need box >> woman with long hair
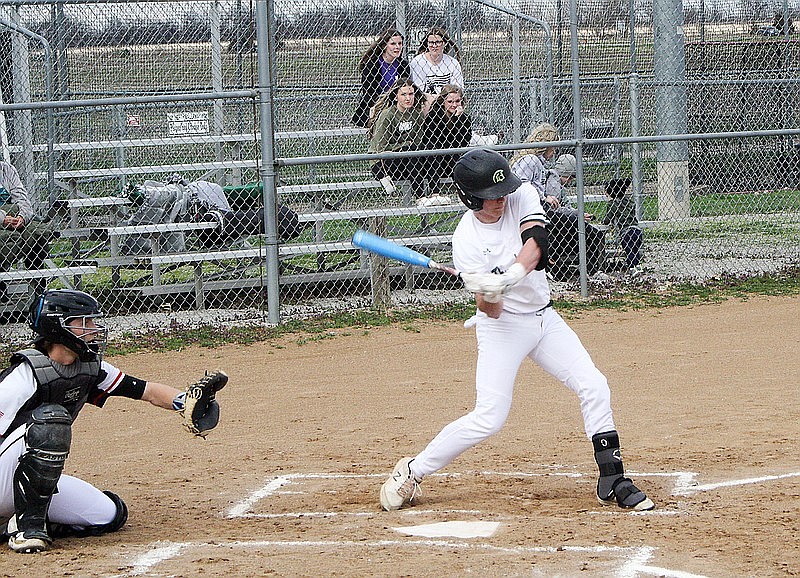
[509,122,560,197]
[422,84,472,200]
[368,77,430,200]
[410,27,464,111]
[351,28,411,128]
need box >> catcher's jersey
[0,357,127,438]
[452,182,551,314]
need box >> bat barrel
[352,229,432,269]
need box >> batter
[380,148,654,512]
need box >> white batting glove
[461,263,527,296]
[481,292,503,303]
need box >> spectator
[0,161,53,302]
[421,84,472,203]
[410,27,464,111]
[544,154,606,278]
[510,122,560,199]
[368,77,431,202]
[351,28,411,128]
[603,177,642,271]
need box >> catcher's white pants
[0,425,118,527]
[412,307,615,478]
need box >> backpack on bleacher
[122,180,188,255]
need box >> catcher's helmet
[28,289,107,361]
[453,148,521,211]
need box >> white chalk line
[121,539,707,578]
[209,467,798,578]
[228,468,800,518]
[673,470,800,496]
[227,469,623,519]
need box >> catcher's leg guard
[9,404,72,553]
[592,430,654,511]
[48,491,128,539]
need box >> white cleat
[380,457,422,511]
[8,532,50,553]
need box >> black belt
[535,300,553,314]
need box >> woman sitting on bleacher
[420,84,472,206]
[0,161,53,302]
[368,77,434,205]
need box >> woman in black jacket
[352,28,411,128]
[422,84,472,198]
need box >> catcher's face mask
[66,315,108,357]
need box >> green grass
[13,266,781,359]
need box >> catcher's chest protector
[3,349,101,437]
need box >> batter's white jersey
[452,182,550,314]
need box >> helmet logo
[492,170,505,183]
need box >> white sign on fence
[167,112,209,136]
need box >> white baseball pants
[0,425,118,527]
[412,307,616,478]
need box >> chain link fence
[1,0,799,342]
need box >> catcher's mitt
[181,370,228,437]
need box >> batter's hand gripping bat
[351,229,460,277]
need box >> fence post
[368,217,391,311]
[512,19,521,142]
[629,73,643,220]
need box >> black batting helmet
[453,148,521,211]
[28,290,107,361]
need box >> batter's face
[395,86,416,112]
[383,35,403,62]
[475,196,506,223]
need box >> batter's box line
[228,468,800,518]
[227,470,586,519]
[116,539,708,578]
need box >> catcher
[0,289,227,553]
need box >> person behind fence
[378,148,655,514]
[368,77,431,201]
[542,154,606,277]
[603,177,643,270]
[509,122,559,194]
[410,27,464,112]
[0,161,54,301]
[351,28,411,128]
[0,289,226,553]
[420,84,472,205]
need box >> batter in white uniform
[380,148,654,512]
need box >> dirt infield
[1,295,798,577]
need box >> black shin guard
[13,404,72,541]
[592,430,624,500]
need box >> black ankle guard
[592,430,620,453]
[593,430,624,477]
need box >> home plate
[393,521,501,538]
